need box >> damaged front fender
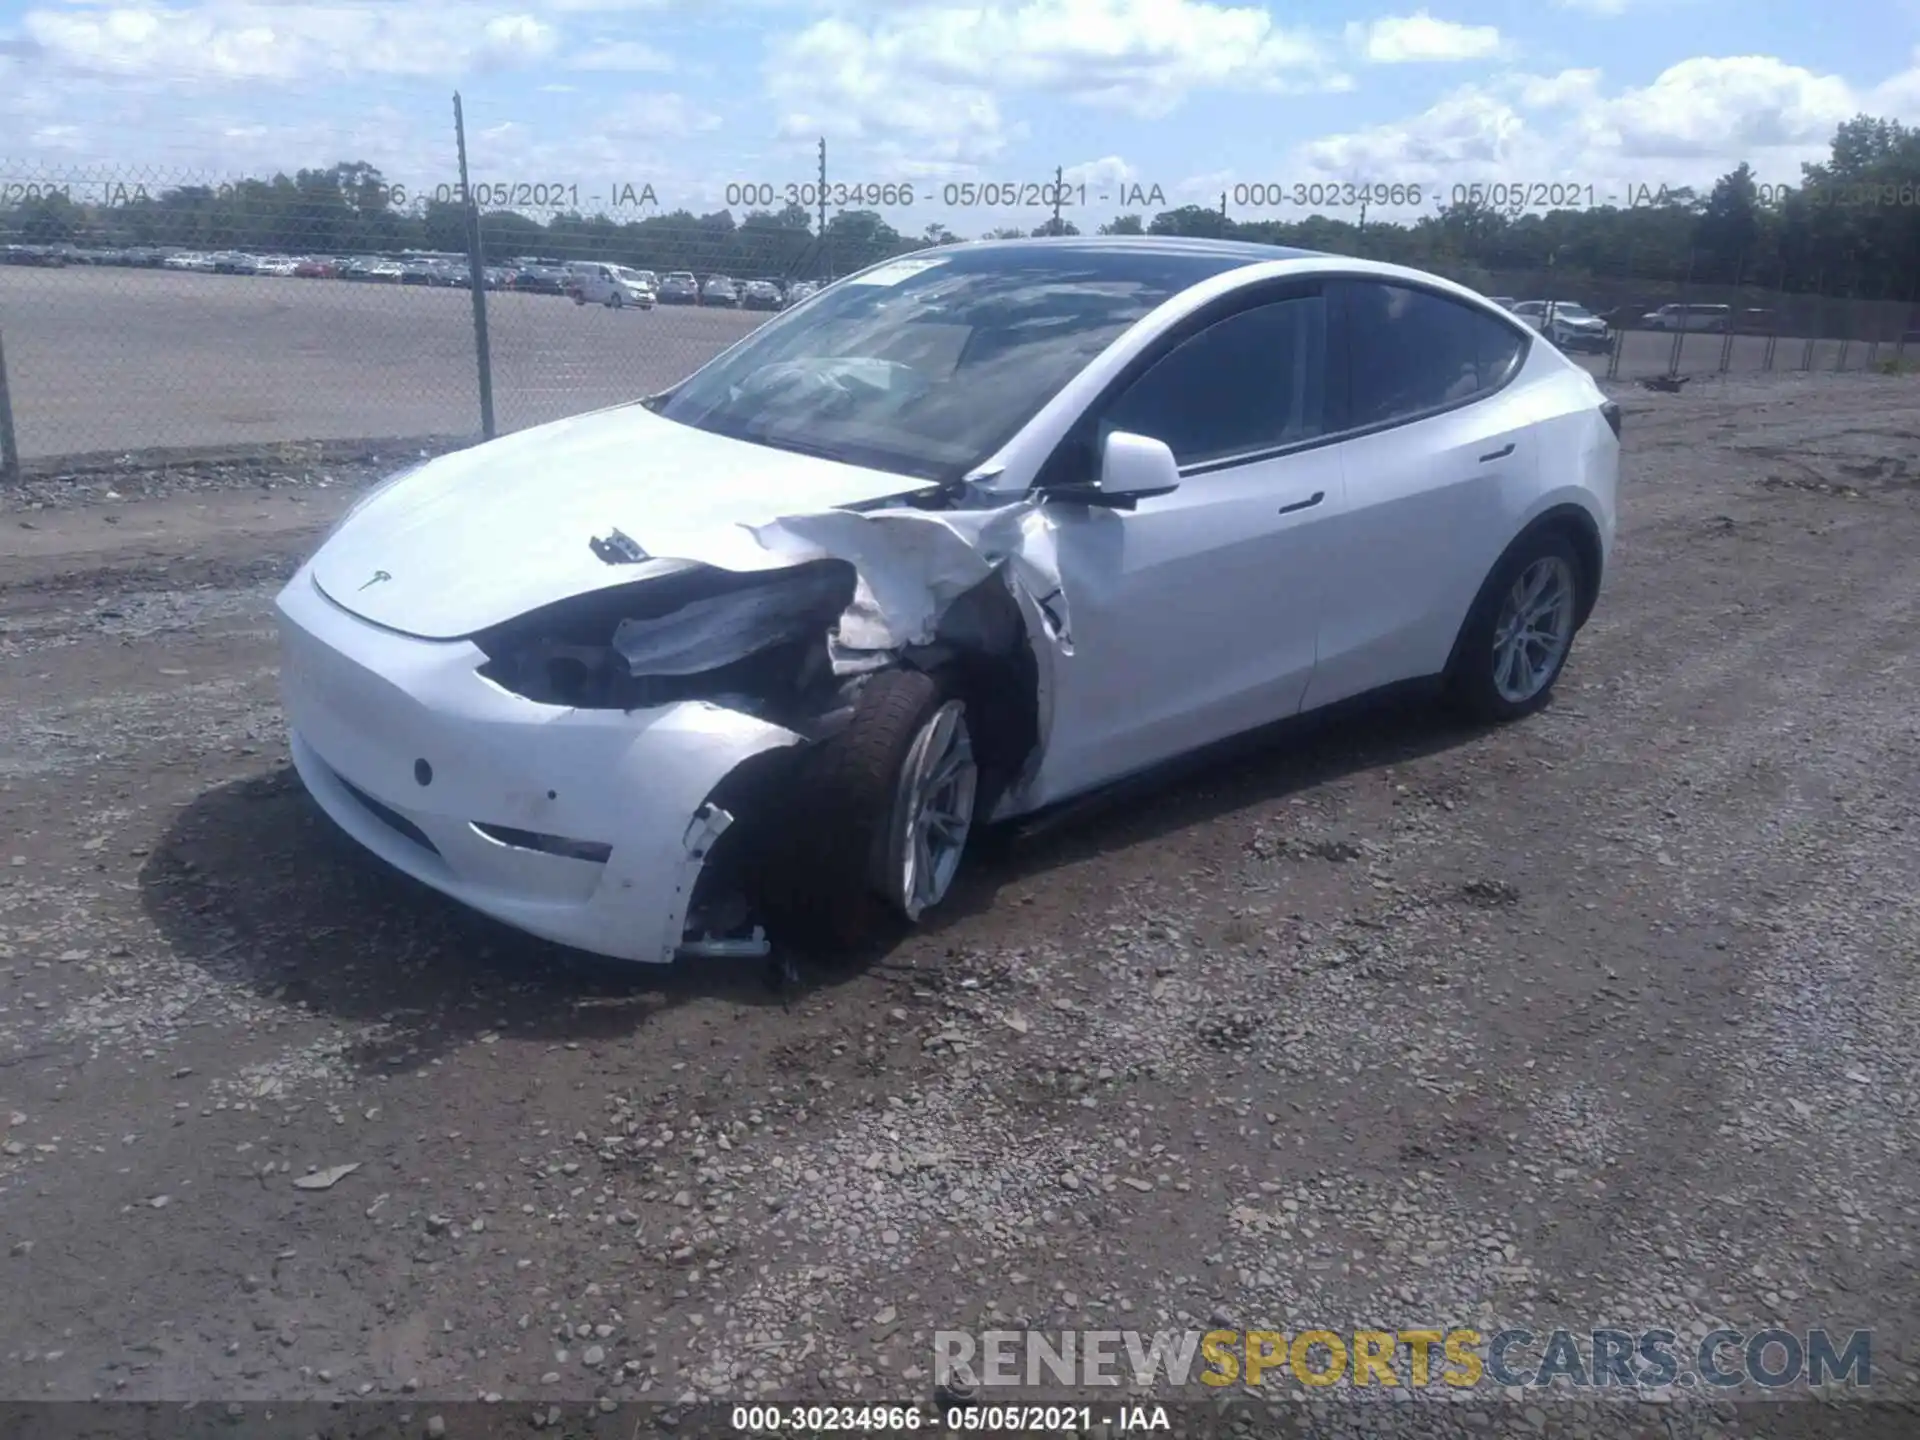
[474,492,1074,958]
[744,495,1072,669]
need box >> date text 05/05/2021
[728,1402,1171,1433]
[721,182,1171,210]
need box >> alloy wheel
[1491,555,1576,704]
[888,701,977,920]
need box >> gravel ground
[0,371,1917,1435]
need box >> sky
[3,0,1920,235]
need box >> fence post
[1761,255,1779,373]
[0,324,19,487]
[1898,275,1918,367]
[1801,267,1822,372]
[1836,264,1856,373]
[1865,276,1881,373]
[1719,248,1742,374]
[454,92,496,441]
[817,136,830,281]
[1667,247,1695,378]
[1606,236,1630,381]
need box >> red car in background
[293,257,339,278]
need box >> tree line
[5,115,1919,299]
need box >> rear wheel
[1447,531,1583,722]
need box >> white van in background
[1640,302,1731,332]
[571,263,656,309]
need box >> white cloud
[568,38,673,70]
[22,2,560,81]
[598,91,722,139]
[1346,11,1504,64]
[1295,85,1531,179]
[1593,56,1857,160]
[1508,67,1603,109]
[1869,48,1920,113]
[1062,154,1139,191]
[765,0,1339,159]
[1287,52,1920,205]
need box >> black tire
[609,292,624,309]
[767,668,965,954]
[1445,529,1585,723]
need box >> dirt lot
[1,372,1918,1431]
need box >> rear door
[1301,279,1536,710]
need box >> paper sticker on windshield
[845,256,947,287]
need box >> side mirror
[1044,431,1181,510]
[1099,430,1181,500]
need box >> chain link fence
[4,146,1918,478]
[0,155,869,471]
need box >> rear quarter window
[1339,281,1529,428]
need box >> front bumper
[274,567,803,962]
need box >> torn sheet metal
[741,497,1071,671]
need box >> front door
[1027,288,1345,807]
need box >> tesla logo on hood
[358,569,392,591]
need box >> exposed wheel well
[904,576,1043,816]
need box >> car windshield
[651,243,1264,482]
[1554,303,1595,318]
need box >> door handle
[1278,491,1325,515]
[1479,442,1516,463]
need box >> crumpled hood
[307,403,925,639]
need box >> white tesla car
[276,237,1619,963]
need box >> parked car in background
[1641,303,1731,332]
[740,279,784,311]
[275,237,1619,962]
[339,256,402,282]
[701,275,739,307]
[573,263,657,309]
[163,251,216,272]
[515,264,572,295]
[1511,299,1612,354]
[293,257,337,278]
[658,272,701,304]
[2,244,69,267]
[782,280,820,306]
